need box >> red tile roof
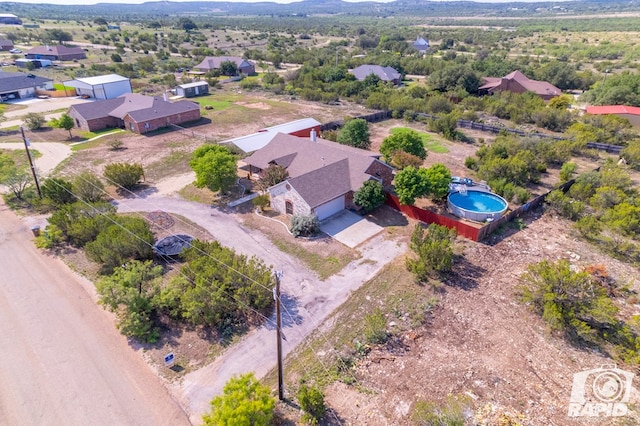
[586,105,640,116]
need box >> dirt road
[0,202,190,426]
[115,196,406,423]
[0,142,71,176]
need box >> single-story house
[413,36,430,53]
[194,56,256,76]
[350,65,402,85]
[15,59,52,69]
[25,45,86,61]
[479,70,561,101]
[63,74,132,99]
[221,118,322,153]
[67,93,201,134]
[244,132,394,220]
[176,81,209,98]
[586,105,640,127]
[0,39,14,51]
[0,71,53,100]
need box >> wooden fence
[35,89,76,98]
[320,110,392,131]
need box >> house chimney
[310,128,317,142]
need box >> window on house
[285,200,293,215]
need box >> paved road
[0,202,191,426]
[116,196,406,423]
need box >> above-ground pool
[448,190,508,222]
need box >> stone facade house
[244,132,394,220]
[67,93,200,134]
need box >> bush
[545,189,584,220]
[364,308,388,344]
[72,171,105,203]
[464,156,478,171]
[41,177,76,206]
[252,194,270,212]
[103,162,144,191]
[107,139,124,151]
[406,224,456,282]
[337,118,370,149]
[560,162,577,182]
[24,112,46,130]
[353,180,386,213]
[411,395,472,426]
[297,384,326,425]
[290,214,319,237]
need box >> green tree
[337,118,370,149]
[111,53,122,63]
[103,162,144,191]
[41,177,76,206]
[297,384,326,425]
[177,17,197,32]
[96,260,162,342]
[203,373,275,426]
[290,214,319,237]
[428,112,459,140]
[220,60,238,77]
[24,112,45,130]
[256,164,288,192]
[353,180,386,213]
[518,260,618,345]
[424,163,452,199]
[43,29,72,44]
[394,166,429,205]
[50,113,75,138]
[406,224,456,282]
[85,216,155,274]
[190,145,237,193]
[559,162,577,182]
[622,139,640,170]
[72,171,105,203]
[380,128,427,164]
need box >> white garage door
[314,196,345,221]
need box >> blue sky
[8,0,564,5]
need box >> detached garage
[63,74,132,100]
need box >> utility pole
[21,126,42,199]
[274,271,284,401]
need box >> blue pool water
[447,190,508,222]
[449,191,507,213]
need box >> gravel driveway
[115,196,406,423]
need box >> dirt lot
[300,209,640,425]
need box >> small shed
[62,74,132,100]
[176,81,209,98]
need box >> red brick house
[244,133,394,220]
[67,93,200,134]
[25,45,86,61]
[479,70,561,101]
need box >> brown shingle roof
[26,45,85,57]
[480,70,561,97]
[245,133,391,206]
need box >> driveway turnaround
[319,210,383,248]
[0,202,190,426]
[115,195,406,423]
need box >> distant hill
[1,0,639,22]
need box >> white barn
[63,74,132,100]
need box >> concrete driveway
[319,210,383,248]
[1,97,93,129]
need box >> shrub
[297,384,326,425]
[391,150,424,170]
[290,214,319,237]
[560,162,577,182]
[353,180,386,213]
[252,194,270,212]
[24,112,46,130]
[72,171,105,203]
[364,308,388,344]
[464,156,478,171]
[411,395,472,426]
[107,139,124,151]
[513,187,531,205]
[337,118,370,149]
[406,224,456,282]
[41,177,76,206]
[545,189,584,220]
[103,162,144,191]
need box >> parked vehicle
[9,48,22,54]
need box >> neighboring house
[586,105,640,127]
[0,14,21,25]
[176,81,209,98]
[67,93,201,134]
[350,65,402,85]
[479,70,561,101]
[221,118,322,153]
[194,56,256,76]
[0,39,14,51]
[0,71,53,100]
[25,45,86,61]
[15,58,52,69]
[62,74,132,99]
[413,36,430,53]
[244,132,394,220]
